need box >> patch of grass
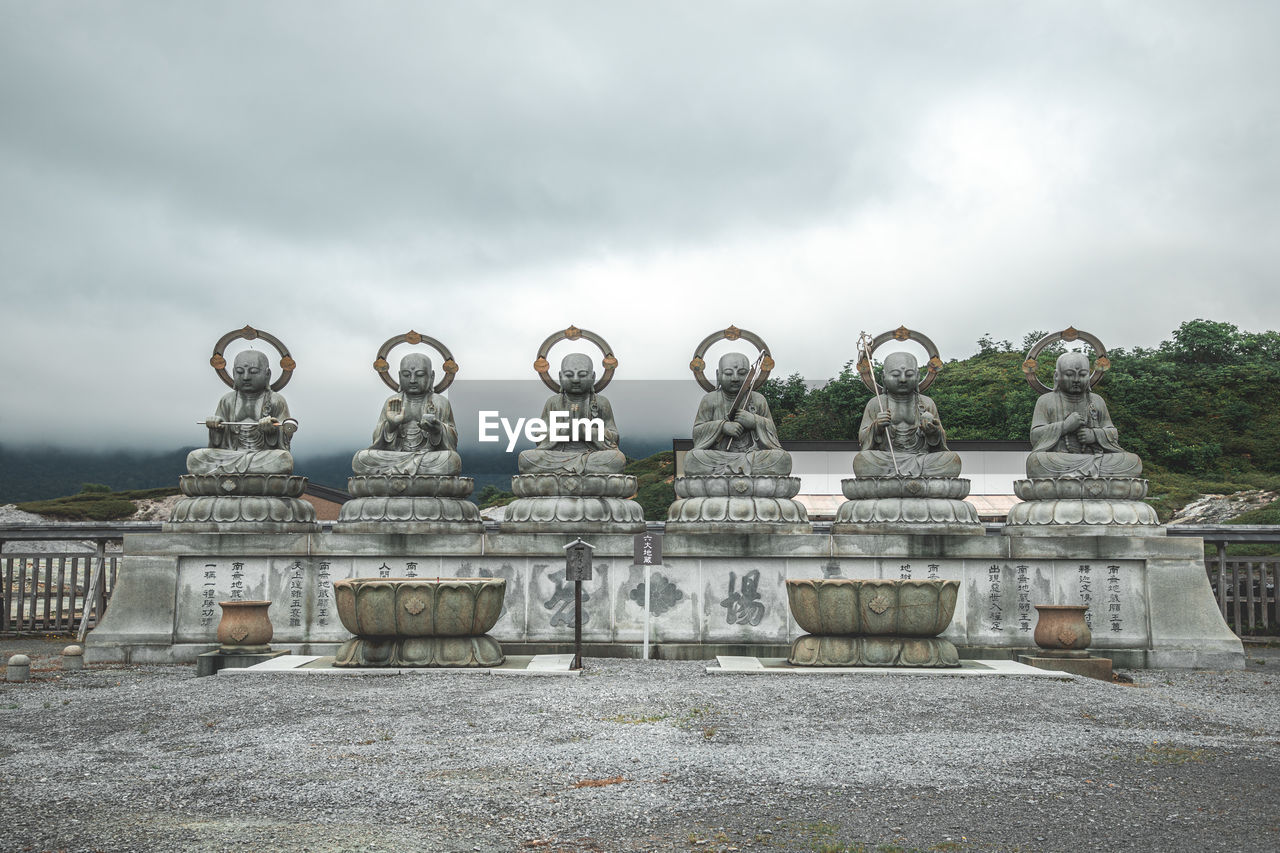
[1136,743,1213,765]
[603,712,669,724]
[16,485,178,520]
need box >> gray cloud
[2,1,1278,453]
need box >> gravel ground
[2,638,1278,853]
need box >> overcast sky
[2,1,1277,453]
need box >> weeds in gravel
[603,712,669,724]
[1134,742,1214,765]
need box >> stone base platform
[666,475,810,533]
[168,474,318,533]
[501,473,645,533]
[87,529,1244,669]
[788,635,959,667]
[196,647,290,677]
[216,653,579,677]
[335,475,483,534]
[708,656,1073,678]
[1018,652,1113,681]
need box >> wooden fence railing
[1205,555,1279,635]
[1,549,120,636]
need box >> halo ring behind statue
[857,326,944,393]
[373,331,458,393]
[211,325,296,392]
[1021,326,1110,394]
[534,325,617,393]
[689,325,775,393]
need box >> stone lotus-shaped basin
[333,577,506,638]
[786,578,959,637]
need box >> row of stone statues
[168,325,1157,536]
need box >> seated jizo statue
[853,352,962,479]
[517,353,626,475]
[352,353,462,476]
[187,350,294,475]
[1027,352,1142,479]
[684,352,791,477]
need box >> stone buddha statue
[853,352,962,479]
[517,353,626,475]
[684,352,791,477]
[1026,352,1142,479]
[187,350,294,475]
[352,353,462,476]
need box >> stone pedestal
[1005,478,1162,535]
[335,474,483,533]
[167,474,318,533]
[1018,651,1113,681]
[666,475,810,534]
[196,648,290,677]
[501,473,645,533]
[832,477,982,535]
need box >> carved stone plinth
[501,474,645,533]
[832,477,981,535]
[335,475,482,533]
[167,474,318,532]
[1006,477,1162,535]
[789,635,960,667]
[335,635,504,667]
[665,475,810,534]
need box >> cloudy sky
[2,1,1277,453]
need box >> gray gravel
[2,639,1278,853]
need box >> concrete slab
[706,657,1075,679]
[216,654,580,677]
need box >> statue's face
[881,353,919,394]
[399,354,433,396]
[560,354,595,395]
[1054,353,1091,395]
[717,353,751,395]
[233,352,270,394]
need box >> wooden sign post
[633,532,663,660]
[563,537,595,670]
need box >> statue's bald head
[560,353,596,395]
[716,352,751,395]
[399,352,433,396]
[233,350,270,394]
[1053,352,1091,396]
[881,351,919,395]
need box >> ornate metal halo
[689,325,775,393]
[210,325,296,392]
[856,326,944,393]
[1021,326,1109,394]
[534,325,618,393]
[373,331,458,393]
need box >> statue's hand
[872,411,892,430]
[920,412,938,434]
[1062,412,1084,433]
[205,417,223,431]
[722,421,745,438]
[258,416,277,432]
[734,411,758,430]
[1076,427,1095,445]
[421,412,441,432]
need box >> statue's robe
[351,393,462,476]
[517,392,626,474]
[1026,391,1143,479]
[853,393,961,478]
[187,390,293,475]
[684,389,792,476]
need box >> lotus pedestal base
[167,474,319,533]
[501,474,646,533]
[1005,478,1163,536]
[666,475,810,534]
[789,635,960,667]
[832,477,981,535]
[334,635,504,668]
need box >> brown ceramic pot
[216,600,274,652]
[1033,604,1092,651]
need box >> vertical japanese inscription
[1077,564,1093,628]
[1106,564,1123,634]
[404,561,419,578]
[987,564,1003,633]
[927,563,940,581]
[288,561,304,628]
[229,561,245,600]
[316,561,332,627]
[200,563,218,628]
[899,563,912,581]
[1015,564,1032,633]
